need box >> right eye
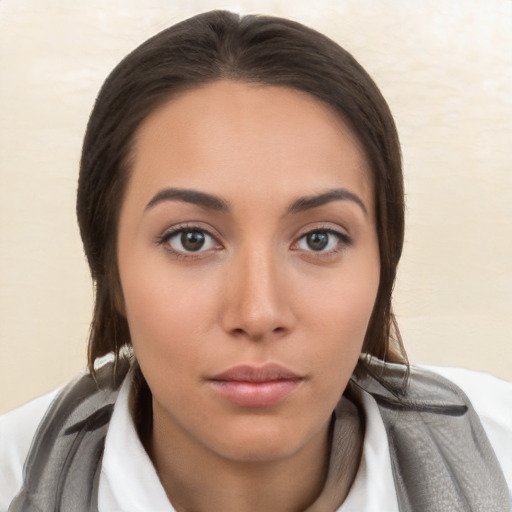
[160,228,219,255]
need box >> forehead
[128,80,373,212]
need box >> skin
[117,81,380,512]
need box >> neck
[142,394,362,512]
[149,414,330,512]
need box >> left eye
[164,229,217,253]
[296,230,345,252]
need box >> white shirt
[1,366,511,511]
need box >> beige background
[1,0,511,414]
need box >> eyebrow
[145,188,229,212]
[287,188,367,216]
[145,186,367,216]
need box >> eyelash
[157,224,221,259]
[293,227,352,254]
[156,225,352,258]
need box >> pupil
[181,231,205,251]
[307,232,328,251]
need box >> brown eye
[181,230,206,251]
[163,228,218,254]
[306,232,329,251]
[295,229,350,253]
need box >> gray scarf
[9,358,511,512]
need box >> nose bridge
[222,241,292,339]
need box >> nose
[220,246,296,341]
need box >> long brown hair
[77,10,406,380]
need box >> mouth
[207,364,305,408]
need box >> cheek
[120,264,221,369]
[301,260,379,338]
[121,272,222,419]
[297,258,379,375]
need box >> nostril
[229,325,287,339]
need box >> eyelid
[291,224,352,253]
[157,223,223,257]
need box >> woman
[1,10,510,512]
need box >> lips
[207,364,304,408]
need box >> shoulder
[422,365,512,431]
[0,388,61,510]
[421,365,512,487]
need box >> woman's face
[117,81,380,462]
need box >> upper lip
[209,364,303,382]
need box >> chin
[206,417,326,464]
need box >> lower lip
[208,379,302,407]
